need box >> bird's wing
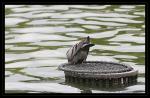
[66,41,83,61]
[71,42,84,58]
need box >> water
[5,5,145,93]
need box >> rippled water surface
[5,5,145,93]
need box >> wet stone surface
[59,61,133,73]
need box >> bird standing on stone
[66,36,95,64]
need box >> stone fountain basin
[58,61,138,79]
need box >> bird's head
[81,36,95,48]
[83,36,90,44]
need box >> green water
[5,5,145,93]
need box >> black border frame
[1,0,149,96]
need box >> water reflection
[5,5,145,93]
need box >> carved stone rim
[58,61,134,74]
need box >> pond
[5,5,145,93]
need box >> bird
[66,36,95,64]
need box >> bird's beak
[82,43,95,48]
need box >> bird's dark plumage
[66,36,94,64]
